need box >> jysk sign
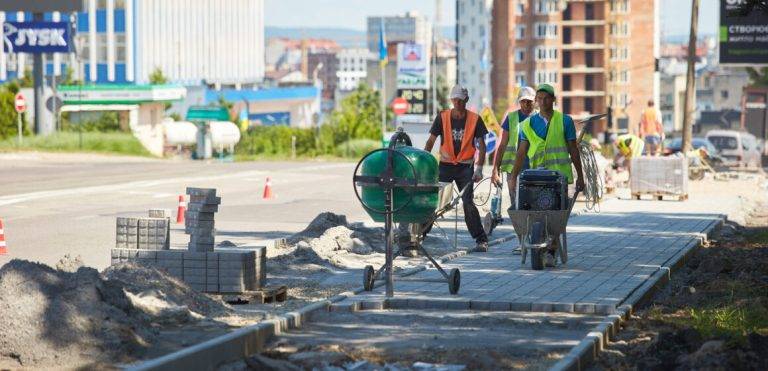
[719,0,768,65]
[3,22,72,53]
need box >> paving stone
[186,187,217,197]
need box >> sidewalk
[333,202,723,315]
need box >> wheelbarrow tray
[507,208,571,238]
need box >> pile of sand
[0,259,231,368]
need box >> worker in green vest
[509,84,585,266]
[492,86,536,204]
[613,133,644,176]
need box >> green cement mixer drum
[360,145,440,223]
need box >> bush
[0,131,152,157]
[61,111,121,132]
[237,126,318,157]
[334,139,380,158]
[0,81,30,141]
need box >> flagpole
[381,57,385,140]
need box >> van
[705,130,762,168]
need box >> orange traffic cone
[176,195,186,224]
[263,177,273,199]
[0,218,6,255]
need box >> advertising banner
[719,0,768,65]
[396,43,430,89]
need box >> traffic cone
[263,177,273,199]
[0,218,6,255]
[176,195,186,224]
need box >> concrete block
[157,259,183,268]
[184,259,206,268]
[510,302,532,311]
[111,249,120,258]
[184,211,215,221]
[220,251,253,261]
[531,303,554,312]
[157,250,183,259]
[596,304,617,315]
[470,300,491,311]
[206,252,220,261]
[190,235,216,244]
[218,261,245,269]
[185,220,215,229]
[219,284,245,293]
[553,302,575,313]
[186,227,215,236]
[188,243,214,252]
[184,276,206,285]
[189,194,221,204]
[205,284,219,292]
[187,203,219,213]
[184,267,206,275]
[219,276,246,285]
[148,209,168,218]
[138,250,157,259]
[183,251,207,260]
[489,302,511,311]
[444,300,470,310]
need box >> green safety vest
[521,110,574,183]
[616,134,644,158]
[499,110,521,173]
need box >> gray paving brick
[186,187,217,197]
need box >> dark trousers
[424,164,488,243]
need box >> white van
[705,130,762,168]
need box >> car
[662,137,724,165]
[705,130,762,168]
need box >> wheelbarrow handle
[568,189,581,216]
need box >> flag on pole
[378,19,387,67]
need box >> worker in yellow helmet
[613,133,644,175]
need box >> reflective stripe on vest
[499,110,521,173]
[439,109,478,165]
[521,111,574,183]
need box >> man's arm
[567,139,585,191]
[473,137,487,182]
[510,140,529,183]
[493,130,509,171]
[424,134,438,152]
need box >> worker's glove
[473,166,483,182]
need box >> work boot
[544,252,556,267]
[474,241,489,252]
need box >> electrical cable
[578,140,604,211]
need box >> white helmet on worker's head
[518,86,536,103]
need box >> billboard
[719,0,768,65]
[0,0,81,12]
[396,43,430,89]
[3,22,72,53]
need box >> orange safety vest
[439,109,478,165]
[640,107,661,136]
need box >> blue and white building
[0,0,265,86]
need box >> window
[610,46,629,61]
[535,46,558,61]
[563,98,571,113]
[586,27,595,43]
[535,0,557,14]
[516,1,525,14]
[610,22,630,37]
[563,75,571,90]
[610,0,630,14]
[619,69,630,84]
[617,93,629,107]
[516,72,526,86]
[515,25,526,40]
[721,90,729,99]
[563,51,571,66]
[537,71,557,84]
[585,74,594,90]
[535,23,557,39]
[515,48,526,63]
[585,97,594,113]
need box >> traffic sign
[391,97,409,115]
[484,130,498,154]
[14,93,26,113]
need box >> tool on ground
[508,169,580,270]
[176,195,186,224]
[0,218,6,255]
[353,128,461,297]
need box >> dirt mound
[288,212,351,244]
[0,259,233,369]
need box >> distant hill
[265,25,457,49]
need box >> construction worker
[491,86,536,204]
[613,133,644,175]
[639,99,664,156]
[509,83,585,266]
[424,85,490,252]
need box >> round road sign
[391,97,409,115]
[14,93,26,113]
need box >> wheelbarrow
[507,190,579,270]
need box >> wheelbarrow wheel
[529,222,546,270]
[363,265,375,291]
[448,268,461,295]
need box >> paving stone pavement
[338,207,723,315]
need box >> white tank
[163,120,198,145]
[209,121,241,147]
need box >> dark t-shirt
[429,111,488,157]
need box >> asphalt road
[0,152,368,270]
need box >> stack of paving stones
[115,216,170,250]
[109,188,266,294]
[185,188,220,252]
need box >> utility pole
[681,0,699,153]
[432,0,441,118]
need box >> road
[0,152,368,270]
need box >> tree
[435,74,450,112]
[148,67,168,85]
[747,67,768,87]
[0,81,29,140]
[319,83,391,152]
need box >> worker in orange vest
[424,85,490,252]
[639,99,664,156]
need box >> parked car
[705,130,762,168]
[662,137,724,165]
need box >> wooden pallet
[223,285,288,305]
[632,192,688,201]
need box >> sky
[265,0,720,37]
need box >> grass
[687,304,768,341]
[0,131,153,157]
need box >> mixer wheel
[448,268,461,295]
[363,265,375,291]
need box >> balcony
[560,90,606,97]
[561,65,605,74]
[561,19,606,27]
[562,42,605,50]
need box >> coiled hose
[578,140,603,211]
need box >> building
[0,0,265,87]
[307,51,339,110]
[336,48,372,92]
[458,0,493,109]
[366,12,432,55]
[488,0,658,136]
[659,60,690,133]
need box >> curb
[548,214,725,371]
